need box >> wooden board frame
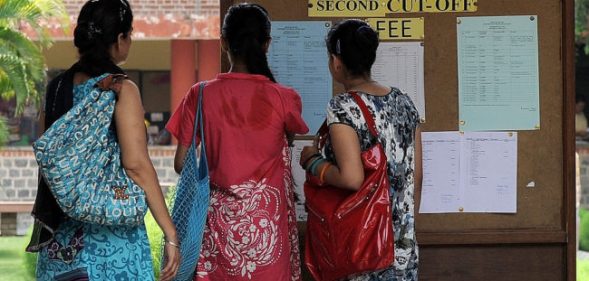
[219,0,576,279]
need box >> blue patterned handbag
[166,82,210,281]
[33,74,148,226]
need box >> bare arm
[114,80,179,280]
[174,144,189,173]
[413,127,423,213]
[300,124,365,191]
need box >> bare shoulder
[117,79,142,102]
[121,79,140,94]
[115,79,143,113]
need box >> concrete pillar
[170,40,197,143]
[197,39,221,81]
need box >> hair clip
[119,0,128,22]
[336,39,341,55]
[88,22,102,39]
[357,25,370,33]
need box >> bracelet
[318,162,331,184]
[308,158,325,175]
[302,153,321,169]
[165,240,180,248]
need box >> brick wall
[0,146,179,202]
[30,0,221,39]
[62,0,219,18]
[0,146,178,235]
[0,148,38,201]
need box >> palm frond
[0,0,69,47]
[0,72,13,100]
[0,53,30,114]
[0,0,41,23]
[0,26,45,77]
[0,0,67,22]
[0,0,67,116]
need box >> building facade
[0,0,222,234]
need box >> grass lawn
[0,236,33,281]
[1,234,589,280]
[580,259,589,281]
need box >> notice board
[219,0,576,280]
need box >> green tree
[577,0,589,49]
[0,116,7,146]
[0,0,68,146]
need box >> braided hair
[222,3,276,82]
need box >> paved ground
[579,250,589,260]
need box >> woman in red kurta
[166,4,308,280]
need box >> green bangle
[309,158,326,176]
[302,153,322,169]
[306,156,322,173]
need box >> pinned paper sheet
[290,140,313,221]
[420,131,517,213]
[372,42,426,120]
[268,21,332,134]
[457,16,540,131]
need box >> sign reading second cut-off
[367,17,424,39]
[308,0,478,17]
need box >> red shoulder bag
[304,92,394,281]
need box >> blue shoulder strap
[192,82,207,172]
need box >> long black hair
[222,3,276,82]
[73,0,133,76]
[326,19,379,77]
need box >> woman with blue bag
[26,0,180,280]
[166,3,309,280]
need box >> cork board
[219,0,572,239]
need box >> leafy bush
[145,210,164,279]
[580,208,589,251]
[146,186,176,279]
[0,117,8,147]
[22,228,37,279]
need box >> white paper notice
[460,132,518,212]
[420,132,461,213]
[372,42,425,120]
[420,131,517,213]
[268,21,332,134]
[291,140,313,221]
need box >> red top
[167,72,308,281]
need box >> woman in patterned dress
[300,19,423,281]
[166,3,308,281]
[27,0,180,280]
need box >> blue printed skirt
[36,219,154,281]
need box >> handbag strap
[349,92,379,140]
[192,82,207,151]
[317,91,379,149]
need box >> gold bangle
[166,240,180,248]
[319,162,331,184]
